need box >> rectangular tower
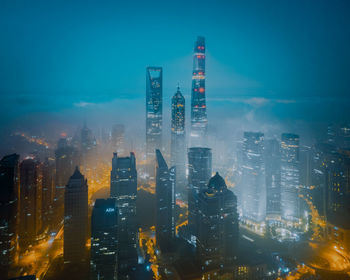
[146,67,163,160]
[91,198,118,280]
[110,152,138,278]
[190,36,207,146]
[156,150,176,252]
[0,154,19,279]
[64,167,88,264]
[280,133,300,224]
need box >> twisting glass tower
[190,36,207,146]
[171,85,186,192]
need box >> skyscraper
[197,172,239,269]
[240,132,266,222]
[91,198,118,280]
[42,157,55,231]
[110,152,138,278]
[146,66,163,160]
[171,85,186,193]
[19,158,42,250]
[280,133,300,224]
[190,36,207,146]
[187,147,212,239]
[0,154,19,279]
[55,138,79,227]
[155,150,176,252]
[64,167,88,264]
[81,124,97,166]
[264,139,281,220]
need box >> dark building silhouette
[80,124,97,166]
[188,147,212,241]
[265,139,281,220]
[191,36,207,146]
[91,198,118,280]
[146,66,163,160]
[155,150,176,252]
[171,85,186,194]
[110,152,138,278]
[55,138,79,227]
[280,133,300,223]
[197,172,239,270]
[19,158,42,250]
[0,154,19,279]
[64,167,88,264]
[240,132,265,222]
[41,157,55,231]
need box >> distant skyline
[1,0,350,130]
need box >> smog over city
[1,1,350,280]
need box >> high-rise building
[0,154,19,279]
[91,198,118,280]
[264,139,281,220]
[240,132,265,222]
[42,157,55,231]
[171,85,186,193]
[187,147,212,240]
[190,36,207,146]
[197,172,239,269]
[19,158,42,250]
[112,124,125,154]
[55,138,79,227]
[280,133,300,223]
[110,152,138,278]
[325,150,350,252]
[146,66,163,160]
[155,150,176,252]
[81,124,97,166]
[64,167,88,264]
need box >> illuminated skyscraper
[146,66,163,160]
[171,85,186,192]
[264,139,281,219]
[188,147,212,239]
[280,133,300,223]
[156,150,176,252]
[64,167,88,264]
[0,154,19,279]
[191,36,207,146]
[91,198,118,280]
[19,158,42,250]
[197,172,238,269]
[240,132,265,222]
[110,152,138,278]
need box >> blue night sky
[1,0,350,132]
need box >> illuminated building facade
[264,139,281,219]
[146,66,163,160]
[171,85,186,193]
[191,36,207,146]
[64,167,88,264]
[91,198,118,280]
[280,133,300,223]
[110,152,138,278]
[241,132,266,222]
[197,172,238,269]
[188,147,212,239]
[19,158,42,250]
[156,150,176,252]
[0,154,19,279]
